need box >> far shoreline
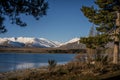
[0,47,86,54]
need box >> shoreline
[0,62,67,79]
[1,61,120,80]
[0,62,68,73]
[0,47,86,54]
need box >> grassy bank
[1,62,120,80]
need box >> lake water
[0,53,76,72]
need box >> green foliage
[95,0,120,11]
[0,0,48,33]
[80,34,112,49]
[81,0,120,64]
[89,26,96,37]
[81,0,120,33]
[81,6,96,22]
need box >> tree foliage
[80,34,112,49]
[81,0,120,47]
[81,0,120,64]
[0,0,48,33]
[81,0,120,33]
[89,26,96,37]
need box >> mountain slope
[0,37,60,48]
[59,41,86,49]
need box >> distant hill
[59,41,86,49]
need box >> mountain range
[0,37,84,48]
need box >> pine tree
[81,0,120,64]
[89,25,99,37]
[89,26,95,37]
[0,0,48,33]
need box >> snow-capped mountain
[0,37,81,48]
[59,38,85,49]
[8,41,25,47]
[65,38,80,44]
[0,37,61,48]
[61,38,80,46]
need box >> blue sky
[0,0,95,42]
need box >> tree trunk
[87,48,95,62]
[113,12,120,64]
[87,48,92,62]
[113,36,119,64]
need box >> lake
[0,53,76,72]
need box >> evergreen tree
[89,26,95,37]
[0,0,48,33]
[89,25,98,37]
[81,0,120,64]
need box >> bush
[48,59,57,71]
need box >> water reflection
[16,63,35,69]
[14,62,67,70]
[0,53,75,72]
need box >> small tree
[48,59,57,72]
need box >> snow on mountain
[0,37,61,48]
[39,38,59,47]
[0,38,8,44]
[52,41,62,47]
[61,38,80,46]
[66,38,80,44]
[8,41,25,47]
[0,37,80,48]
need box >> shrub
[48,59,57,71]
